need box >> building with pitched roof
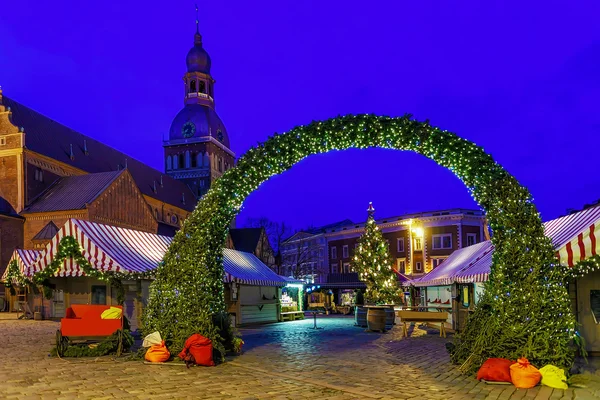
[0,21,234,277]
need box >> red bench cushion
[61,304,123,337]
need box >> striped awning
[28,219,285,286]
[1,249,41,281]
[412,206,600,287]
[29,219,171,277]
[544,206,600,267]
[222,248,287,286]
[411,241,493,287]
[455,246,494,283]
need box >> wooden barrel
[367,307,387,332]
[354,306,367,327]
[385,307,395,329]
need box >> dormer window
[190,80,196,93]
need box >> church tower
[163,15,235,198]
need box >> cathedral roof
[2,96,196,212]
[186,33,211,73]
[23,171,123,213]
[168,103,230,148]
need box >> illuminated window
[415,262,422,272]
[414,238,423,251]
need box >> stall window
[591,290,600,323]
[91,285,107,305]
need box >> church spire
[194,3,202,45]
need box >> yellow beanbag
[539,365,568,390]
[100,306,122,319]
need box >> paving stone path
[0,316,598,399]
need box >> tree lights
[138,113,575,369]
[352,202,401,305]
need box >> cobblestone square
[0,316,598,399]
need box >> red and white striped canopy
[412,206,600,286]
[1,249,41,281]
[29,219,171,277]
[544,206,600,267]
[27,219,286,286]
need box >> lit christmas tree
[352,202,401,304]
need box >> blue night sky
[1,1,598,230]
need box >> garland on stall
[143,114,577,371]
[569,254,600,278]
[4,236,153,306]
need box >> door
[456,284,474,332]
[577,271,600,352]
[52,290,65,318]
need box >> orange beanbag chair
[145,340,170,363]
[476,358,514,383]
[178,334,215,367]
[510,358,542,389]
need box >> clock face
[217,130,224,142]
[182,121,196,138]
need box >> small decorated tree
[352,202,401,304]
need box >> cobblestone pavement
[1,315,599,399]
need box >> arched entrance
[143,114,576,371]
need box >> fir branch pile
[142,114,576,370]
[352,203,401,304]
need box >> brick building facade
[326,208,489,279]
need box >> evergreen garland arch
[143,114,576,370]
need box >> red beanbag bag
[510,358,541,389]
[145,340,170,363]
[178,334,215,367]
[476,358,514,383]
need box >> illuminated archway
[143,114,575,371]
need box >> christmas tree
[352,202,401,304]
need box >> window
[331,246,337,259]
[397,258,406,273]
[91,285,107,305]
[191,152,197,168]
[0,137,6,145]
[342,245,349,258]
[414,237,423,251]
[432,258,445,269]
[166,155,172,170]
[397,238,405,252]
[185,151,191,168]
[331,264,339,274]
[343,263,351,273]
[467,233,477,247]
[179,154,185,169]
[34,168,43,182]
[432,234,452,249]
[197,153,203,167]
[204,153,210,167]
[218,157,223,172]
[415,262,422,272]
[190,80,196,92]
[199,81,206,93]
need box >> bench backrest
[396,310,448,322]
[308,302,325,308]
[66,304,123,320]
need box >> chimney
[69,144,75,160]
[83,140,89,155]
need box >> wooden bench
[280,311,305,321]
[396,310,448,338]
